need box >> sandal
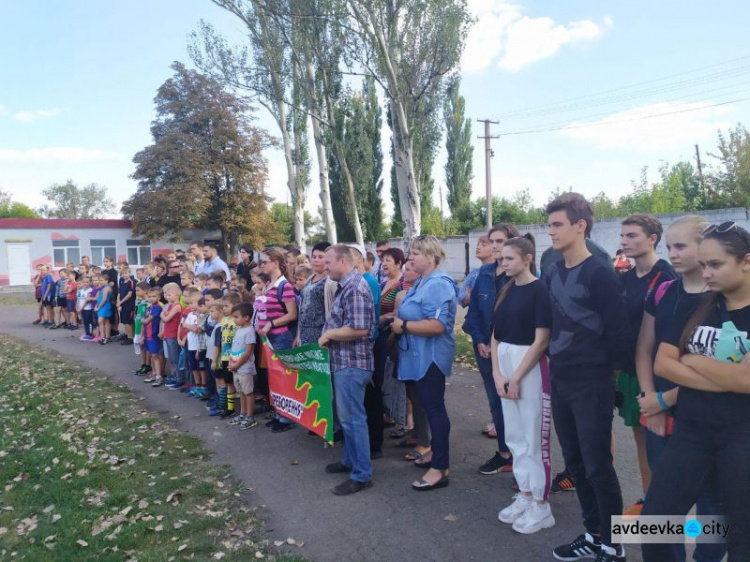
[404,449,430,462]
[412,472,449,492]
[389,428,406,439]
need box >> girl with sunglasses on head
[643,221,750,561]
[636,215,725,562]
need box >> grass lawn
[454,331,477,369]
[0,335,304,562]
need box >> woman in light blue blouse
[392,235,458,491]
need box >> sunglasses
[703,221,738,235]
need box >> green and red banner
[262,338,334,443]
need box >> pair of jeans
[645,428,726,562]
[333,367,373,483]
[642,418,750,561]
[551,372,623,547]
[81,309,94,336]
[365,337,386,453]
[164,338,180,376]
[475,343,510,454]
[177,347,189,385]
[268,330,295,424]
[415,363,451,471]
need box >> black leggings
[642,417,750,561]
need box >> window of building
[126,239,151,266]
[90,239,117,266]
[52,240,81,268]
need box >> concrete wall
[365,208,750,281]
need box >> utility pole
[478,119,500,229]
[695,144,705,190]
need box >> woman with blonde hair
[392,235,458,491]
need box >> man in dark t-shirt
[158,261,183,303]
[544,193,631,562]
[617,214,677,515]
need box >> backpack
[653,279,676,307]
[275,279,299,331]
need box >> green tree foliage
[268,202,320,245]
[345,0,472,239]
[704,124,750,208]
[38,181,114,219]
[0,191,39,218]
[122,62,274,255]
[328,78,385,242]
[443,74,473,217]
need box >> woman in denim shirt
[392,235,458,491]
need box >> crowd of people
[28,192,750,561]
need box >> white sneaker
[512,501,555,534]
[498,493,532,524]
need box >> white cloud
[462,1,611,73]
[0,105,7,116]
[559,101,733,150]
[12,108,60,122]
[0,147,122,163]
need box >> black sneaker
[551,470,576,494]
[479,452,513,474]
[553,533,601,560]
[219,410,236,420]
[272,422,296,433]
[594,545,625,562]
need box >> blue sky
[1,0,749,221]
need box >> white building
[0,218,217,286]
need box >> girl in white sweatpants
[491,235,554,535]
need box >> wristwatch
[270,320,276,328]
[402,320,409,333]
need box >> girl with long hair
[491,235,555,534]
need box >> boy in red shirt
[65,273,78,329]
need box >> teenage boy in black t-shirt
[618,214,676,516]
[544,193,632,562]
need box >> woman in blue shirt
[392,235,458,491]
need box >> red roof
[0,218,133,229]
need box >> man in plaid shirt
[319,244,375,496]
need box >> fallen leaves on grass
[0,336,271,561]
[15,515,38,536]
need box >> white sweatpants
[498,342,552,501]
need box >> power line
[497,96,750,137]
[497,66,750,123]
[498,81,750,135]
[490,54,750,121]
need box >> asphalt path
[1,305,646,562]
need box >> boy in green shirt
[134,282,152,376]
